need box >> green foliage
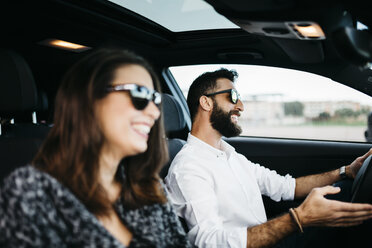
[284,101,304,116]
[335,108,356,118]
[318,112,331,120]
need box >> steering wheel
[351,155,372,203]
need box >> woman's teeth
[133,124,150,135]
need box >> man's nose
[236,99,244,112]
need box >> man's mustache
[229,110,241,117]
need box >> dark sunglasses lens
[130,86,150,110]
[129,86,161,110]
[231,90,238,104]
[131,96,149,110]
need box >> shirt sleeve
[244,156,296,201]
[165,159,247,248]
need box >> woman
[0,49,190,247]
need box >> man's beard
[210,100,242,137]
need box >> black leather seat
[160,93,190,233]
[0,49,50,182]
[160,93,187,179]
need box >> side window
[169,64,372,143]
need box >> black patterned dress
[0,166,191,248]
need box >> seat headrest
[37,90,49,112]
[162,94,187,133]
[0,49,38,117]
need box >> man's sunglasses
[205,88,241,104]
[106,83,161,110]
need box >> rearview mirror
[332,27,372,67]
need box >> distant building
[241,99,369,125]
[241,100,284,125]
[303,101,362,118]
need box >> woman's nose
[144,100,161,121]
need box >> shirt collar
[187,133,235,157]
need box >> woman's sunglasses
[106,84,161,110]
[205,88,241,104]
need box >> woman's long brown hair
[33,49,168,215]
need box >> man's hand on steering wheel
[348,148,372,179]
[296,186,372,228]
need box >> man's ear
[199,95,213,112]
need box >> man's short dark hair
[187,68,238,123]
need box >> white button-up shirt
[165,134,295,248]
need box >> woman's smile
[131,121,152,139]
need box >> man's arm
[295,148,372,198]
[245,186,372,248]
[246,212,297,248]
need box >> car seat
[160,93,187,179]
[0,49,50,182]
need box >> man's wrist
[339,165,353,179]
[345,165,354,179]
[289,208,304,233]
[339,165,347,180]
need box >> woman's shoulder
[0,166,59,234]
[0,165,64,205]
[4,164,44,177]
[0,165,84,233]
[2,165,52,189]
[0,167,93,246]
[116,198,191,247]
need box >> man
[165,68,372,248]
